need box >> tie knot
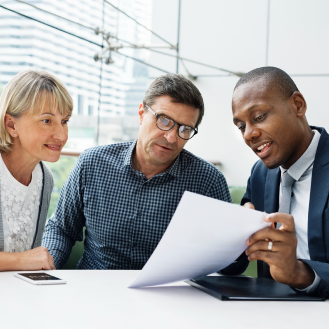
[281,171,295,187]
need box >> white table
[0,270,327,329]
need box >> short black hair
[234,66,299,100]
[143,73,204,128]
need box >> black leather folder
[186,276,325,301]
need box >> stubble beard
[147,139,178,166]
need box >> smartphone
[14,272,67,285]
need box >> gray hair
[143,74,204,127]
[0,70,73,152]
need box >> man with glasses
[42,74,231,270]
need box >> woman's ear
[4,114,18,137]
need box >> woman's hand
[0,247,56,271]
[16,247,56,270]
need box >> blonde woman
[0,70,73,271]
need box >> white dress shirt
[279,130,321,292]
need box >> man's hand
[15,247,56,271]
[244,208,314,289]
[243,202,255,210]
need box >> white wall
[149,0,329,186]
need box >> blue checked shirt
[42,141,232,269]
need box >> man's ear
[291,91,307,117]
[138,103,145,125]
[4,114,18,137]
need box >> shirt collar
[123,140,137,168]
[280,130,321,181]
[123,139,181,178]
[164,152,181,178]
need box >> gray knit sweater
[0,162,54,251]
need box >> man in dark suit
[225,66,329,298]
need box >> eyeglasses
[145,105,198,140]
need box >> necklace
[5,153,16,179]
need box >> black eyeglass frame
[145,104,198,140]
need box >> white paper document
[129,191,270,288]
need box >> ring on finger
[268,241,273,251]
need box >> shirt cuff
[295,268,321,294]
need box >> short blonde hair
[0,70,73,152]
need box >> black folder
[186,276,325,301]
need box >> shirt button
[133,243,137,247]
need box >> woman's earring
[13,134,16,136]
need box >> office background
[149,0,329,186]
[1,0,328,189]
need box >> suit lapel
[308,128,329,262]
[264,168,280,214]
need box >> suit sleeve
[292,259,329,298]
[241,175,252,205]
[241,162,258,206]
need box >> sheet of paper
[129,191,270,288]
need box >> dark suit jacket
[222,126,329,298]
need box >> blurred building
[0,0,152,149]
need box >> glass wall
[0,0,153,218]
[0,0,152,149]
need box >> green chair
[229,186,257,278]
[229,186,246,205]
